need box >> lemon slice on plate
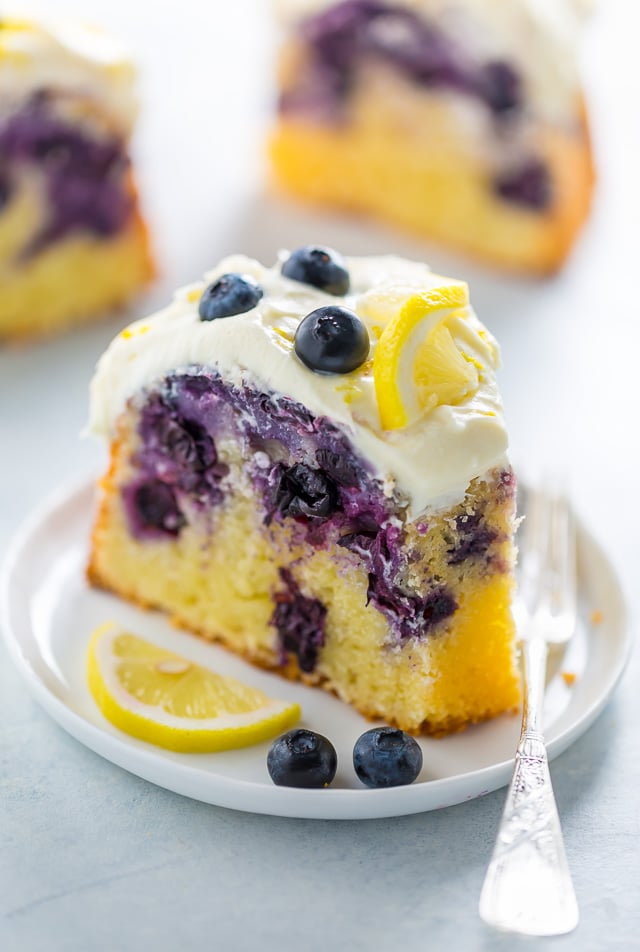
[87,624,301,753]
[372,281,479,430]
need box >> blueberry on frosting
[295,304,369,374]
[198,273,263,321]
[282,244,350,295]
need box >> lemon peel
[372,282,480,430]
[87,624,301,752]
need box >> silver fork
[479,484,579,936]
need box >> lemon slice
[373,282,479,430]
[87,624,301,753]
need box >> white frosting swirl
[89,253,509,518]
[0,18,137,133]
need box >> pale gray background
[1,1,638,950]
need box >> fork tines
[517,483,577,646]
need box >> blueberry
[271,568,327,674]
[295,305,369,374]
[493,159,552,210]
[0,172,11,212]
[447,511,497,565]
[481,61,521,116]
[282,245,350,295]
[131,479,186,536]
[273,462,339,520]
[267,729,337,788]
[353,727,423,788]
[198,273,263,321]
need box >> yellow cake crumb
[270,81,594,274]
[0,211,153,341]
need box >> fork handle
[478,639,579,936]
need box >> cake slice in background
[88,245,520,736]
[0,18,153,341]
[270,0,595,274]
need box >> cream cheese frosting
[0,18,137,133]
[89,253,509,518]
[274,0,590,124]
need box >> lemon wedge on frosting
[372,281,479,430]
[87,624,301,753]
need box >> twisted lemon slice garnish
[88,624,301,753]
[372,281,479,430]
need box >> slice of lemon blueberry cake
[0,17,153,340]
[270,0,594,274]
[88,245,520,735]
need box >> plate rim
[1,476,632,820]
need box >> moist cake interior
[89,368,520,735]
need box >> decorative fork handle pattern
[479,732,579,936]
[479,636,579,936]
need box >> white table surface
[1,1,639,949]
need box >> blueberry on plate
[282,245,350,296]
[353,726,423,788]
[295,305,369,374]
[198,272,263,321]
[267,729,337,788]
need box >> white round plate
[1,478,631,820]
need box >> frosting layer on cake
[0,19,136,132]
[89,253,508,517]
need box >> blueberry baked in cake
[88,245,520,736]
[0,18,153,340]
[270,0,594,274]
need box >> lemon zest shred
[121,324,150,340]
[273,326,295,342]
